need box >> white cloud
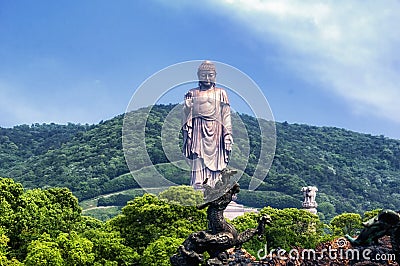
[212,0,400,123]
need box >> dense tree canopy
[0,177,394,265]
[158,185,203,206]
[110,193,207,252]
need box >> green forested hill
[1,104,400,219]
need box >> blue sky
[1,0,400,139]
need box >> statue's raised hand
[184,91,193,108]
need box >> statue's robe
[182,87,232,188]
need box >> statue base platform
[223,201,258,220]
[303,207,318,214]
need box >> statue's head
[197,60,216,88]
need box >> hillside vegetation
[0,178,385,265]
[1,104,400,220]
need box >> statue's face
[198,70,216,88]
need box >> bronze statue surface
[182,61,233,189]
[346,209,400,264]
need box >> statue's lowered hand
[224,135,233,151]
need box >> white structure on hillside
[301,186,318,214]
[223,201,258,220]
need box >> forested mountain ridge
[1,104,400,219]
[0,123,92,166]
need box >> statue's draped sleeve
[182,89,194,159]
[220,89,233,163]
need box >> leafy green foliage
[110,194,207,253]
[0,178,24,209]
[231,207,326,257]
[317,202,336,222]
[13,188,82,255]
[56,231,95,266]
[158,185,203,206]
[0,123,90,167]
[23,233,64,266]
[141,236,184,266]
[237,190,301,209]
[3,177,393,265]
[363,209,382,222]
[0,119,127,200]
[82,207,122,222]
[97,194,134,207]
[0,178,24,235]
[0,178,141,265]
[260,207,324,251]
[329,213,363,236]
[0,227,21,265]
[81,228,139,265]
